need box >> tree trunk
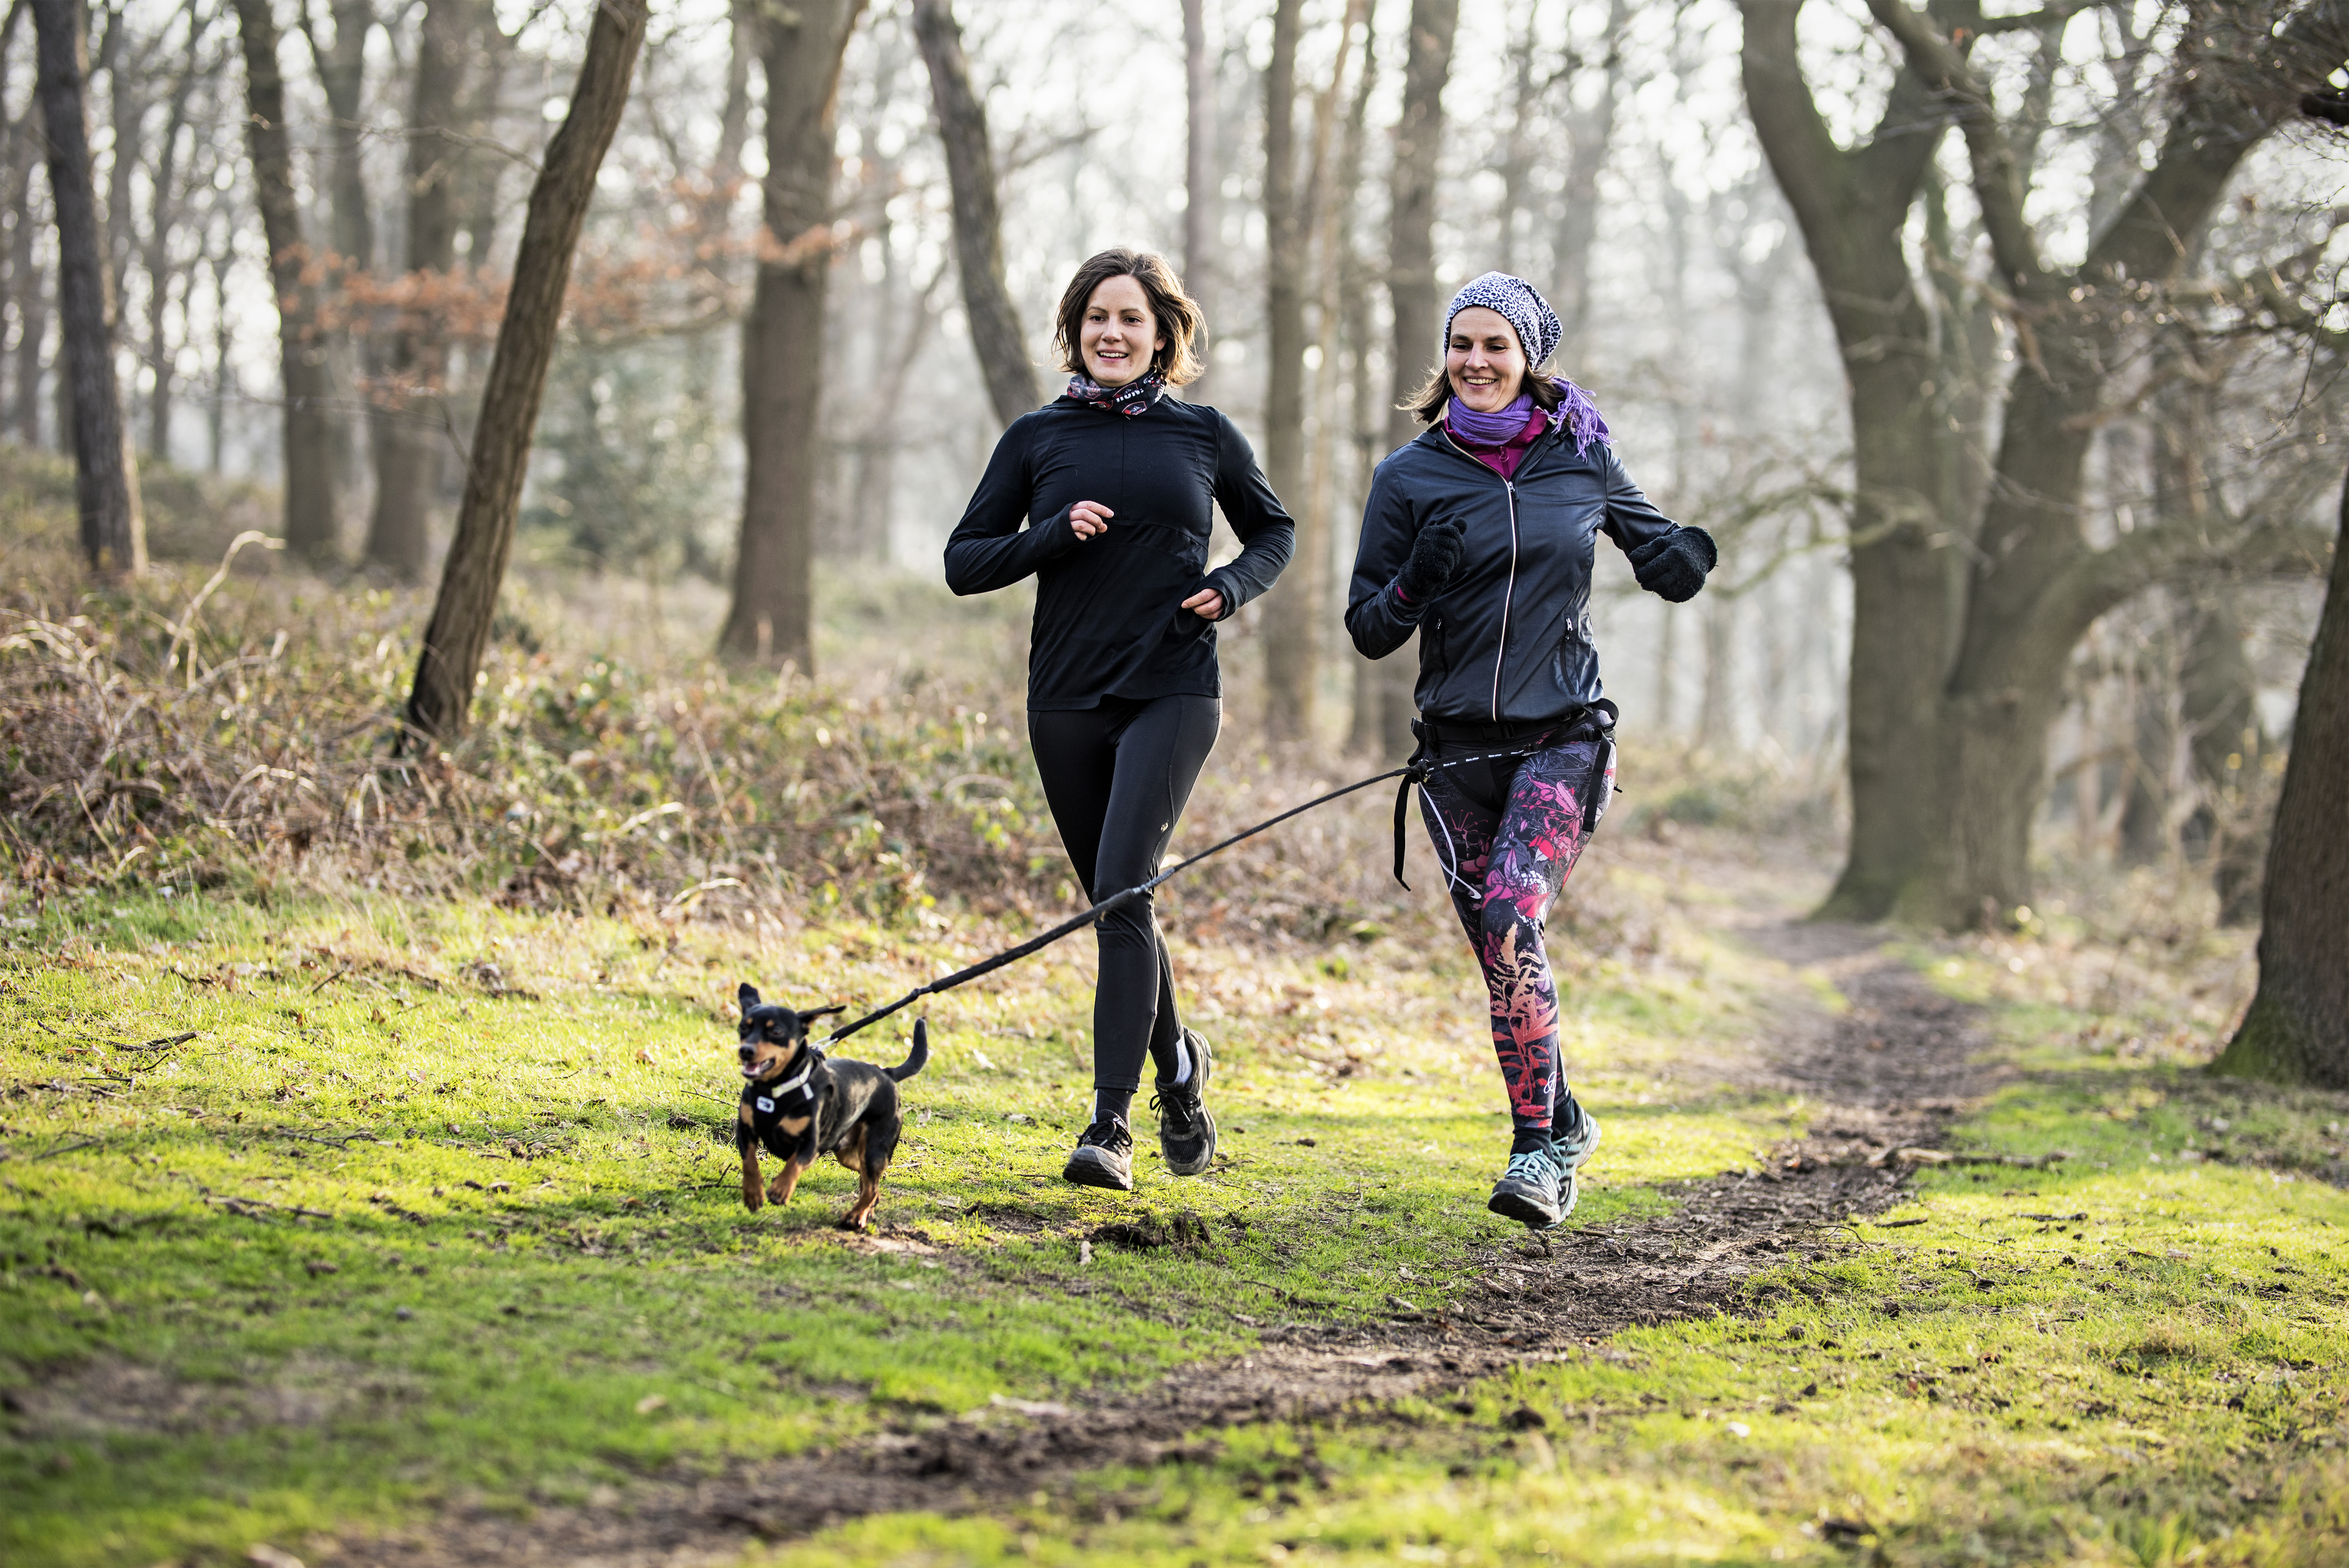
[1863,0,2349,927]
[7,86,44,446]
[139,18,202,459]
[717,0,866,668]
[1374,0,1458,758]
[1331,0,1381,757]
[231,0,341,561]
[1552,0,1627,368]
[95,0,135,320]
[2181,590,2266,925]
[31,0,139,576]
[0,0,21,436]
[2213,484,2349,1086]
[1739,0,1965,920]
[363,0,466,579]
[301,0,375,505]
[206,249,230,472]
[909,0,1034,429]
[2116,609,2175,867]
[404,0,648,744]
[1181,0,1213,396]
[1258,0,1312,741]
[453,5,518,272]
[1697,593,1735,752]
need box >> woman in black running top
[944,248,1295,1192]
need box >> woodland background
[0,0,2340,941]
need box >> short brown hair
[1053,249,1206,385]
[1403,361,1561,424]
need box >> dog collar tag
[755,1097,775,1113]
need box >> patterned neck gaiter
[1066,366,1169,416]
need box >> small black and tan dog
[734,983,927,1231]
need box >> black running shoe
[1150,1029,1217,1177]
[1062,1117,1134,1190]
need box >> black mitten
[1398,521,1467,600]
[1627,526,1716,603]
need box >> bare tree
[1295,0,1369,744]
[136,4,212,459]
[363,0,468,578]
[32,0,141,575]
[231,0,340,561]
[718,0,868,668]
[2214,479,2348,1085]
[1863,0,2349,925]
[405,0,650,743]
[1737,0,1959,917]
[1552,0,1628,367]
[0,0,37,443]
[1259,0,1313,740]
[910,0,1035,428]
[1368,0,1459,757]
[1341,0,1386,756]
[1182,0,1214,397]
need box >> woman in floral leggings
[1346,272,1715,1228]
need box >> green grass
[755,945,2349,1568]
[0,879,1790,1566]
[9,868,2347,1567]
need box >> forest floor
[3,529,2345,1567]
[7,819,2349,1568]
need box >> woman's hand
[1068,501,1113,540]
[1397,520,1467,600]
[1181,586,1224,620]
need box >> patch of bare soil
[327,923,1987,1568]
[10,1352,417,1438]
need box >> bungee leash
[825,765,1406,1044]
[822,710,1616,1047]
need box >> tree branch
[1736,0,1853,248]
[2043,513,2335,643]
[2087,0,2349,285]
[1865,0,2046,291]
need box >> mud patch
[325,925,1990,1568]
[8,1352,413,1438]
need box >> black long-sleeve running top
[943,395,1296,710]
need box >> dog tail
[887,1017,930,1082]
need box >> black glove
[1627,526,1716,603]
[1397,521,1466,601]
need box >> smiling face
[1446,306,1529,414]
[1080,274,1167,388]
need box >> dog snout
[738,1042,757,1063]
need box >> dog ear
[739,982,762,1012]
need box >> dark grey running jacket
[1346,421,1689,725]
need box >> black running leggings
[1027,693,1221,1092]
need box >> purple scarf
[1066,367,1169,416]
[1446,376,1609,454]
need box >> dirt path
[334,924,1989,1568]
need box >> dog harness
[739,1052,822,1143]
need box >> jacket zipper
[1433,425,1530,721]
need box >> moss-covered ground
[4,863,2346,1567]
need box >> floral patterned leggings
[1418,734,1603,1131]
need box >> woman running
[945,248,1295,1191]
[1346,272,1716,1229]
